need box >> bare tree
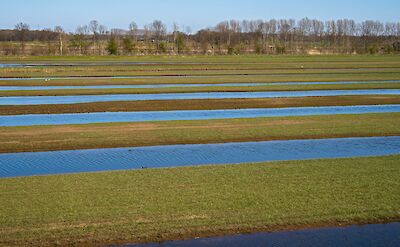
[2,17,400,56]
[71,25,90,55]
[15,22,30,54]
[99,25,107,35]
[151,20,167,53]
[89,20,99,39]
[151,20,166,40]
[172,23,179,53]
[216,21,229,45]
[54,26,65,55]
[129,21,138,41]
[89,20,100,54]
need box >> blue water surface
[124,223,400,247]
[1,89,400,105]
[1,105,400,127]
[1,136,400,178]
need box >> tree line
[1,18,399,56]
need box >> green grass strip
[2,82,400,97]
[1,113,399,153]
[0,155,399,246]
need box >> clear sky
[1,0,399,32]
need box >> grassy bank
[2,74,400,87]
[1,69,400,78]
[2,95,400,115]
[1,55,400,78]
[1,113,399,153]
[0,155,399,246]
[2,82,400,97]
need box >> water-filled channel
[124,222,400,247]
[1,105,400,127]
[1,136,399,178]
[1,89,400,105]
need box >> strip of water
[1,136,399,178]
[1,89,400,105]
[124,222,400,247]
[1,105,399,127]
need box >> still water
[1,136,399,178]
[1,105,400,127]
[1,89,400,105]
[124,223,400,247]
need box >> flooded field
[1,89,400,105]
[126,223,400,247]
[1,105,400,126]
[1,136,399,178]
[1,56,400,246]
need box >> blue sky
[1,0,399,32]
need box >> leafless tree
[15,22,30,54]
[54,26,65,55]
[2,17,400,56]
[99,25,107,35]
[129,21,138,41]
[151,20,166,41]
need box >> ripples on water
[1,136,400,178]
[1,105,400,127]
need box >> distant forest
[1,18,400,56]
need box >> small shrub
[106,38,118,55]
[158,42,167,53]
[276,46,286,54]
[122,38,134,54]
[368,44,379,55]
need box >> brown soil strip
[1,95,399,115]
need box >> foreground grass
[2,95,400,115]
[0,155,399,246]
[1,113,399,153]
[2,82,400,97]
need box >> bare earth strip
[1,95,400,115]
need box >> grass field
[1,113,399,153]
[1,82,400,96]
[2,73,400,87]
[1,55,400,78]
[1,155,399,246]
[1,55,400,246]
